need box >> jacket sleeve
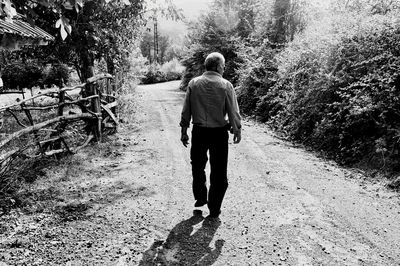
[225,82,242,133]
[179,82,192,128]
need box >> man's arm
[226,83,242,144]
[180,85,192,147]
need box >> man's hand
[233,130,241,144]
[181,127,189,147]
[181,133,189,147]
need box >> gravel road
[1,80,399,265]
[126,81,400,265]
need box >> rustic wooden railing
[0,73,119,175]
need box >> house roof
[0,16,54,42]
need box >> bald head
[204,52,225,74]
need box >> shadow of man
[139,210,224,265]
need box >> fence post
[19,86,25,100]
[50,81,66,152]
[86,81,102,142]
[58,83,65,117]
[21,103,43,154]
[106,78,110,104]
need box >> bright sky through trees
[172,0,213,18]
[150,0,213,45]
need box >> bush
[233,2,400,171]
[141,65,166,84]
[1,62,70,90]
[2,62,43,90]
[141,60,185,85]
[253,25,400,170]
[43,64,70,87]
[160,59,185,81]
[236,45,279,116]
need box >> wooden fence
[0,73,119,176]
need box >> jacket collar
[203,71,222,77]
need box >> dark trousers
[191,126,229,213]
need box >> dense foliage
[267,26,400,169]
[1,62,70,90]
[36,0,144,81]
[0,0,147,87]
[183,0,400,174]
[2,62,43,90]
[179,0,255,90]
[43,64,70,87]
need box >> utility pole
[153,17,159,64]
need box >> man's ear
[217,64,224,75]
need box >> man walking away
[180,52,242,218]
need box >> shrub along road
[1,80,400,265]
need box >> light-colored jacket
[180,71,241,133]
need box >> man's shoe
[194,200,207,207]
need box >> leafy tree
[235,0,308,117]
[236,0,256,39]
[2,0,181,82]
[140,31,154,63]
[140,31,170,64]
[158,34,170,64]
[180,0,258,90]
[5,0,145,82]
[164,44,185,62]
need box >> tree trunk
[78,49,102,142]
[272,0,291,44]
[79,50,95,83]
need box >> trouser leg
[191,128,208,202]
[208,130,228,213]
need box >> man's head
[205,52,225,75]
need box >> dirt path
[1,80,400,265]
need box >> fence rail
[0,73,119,174]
